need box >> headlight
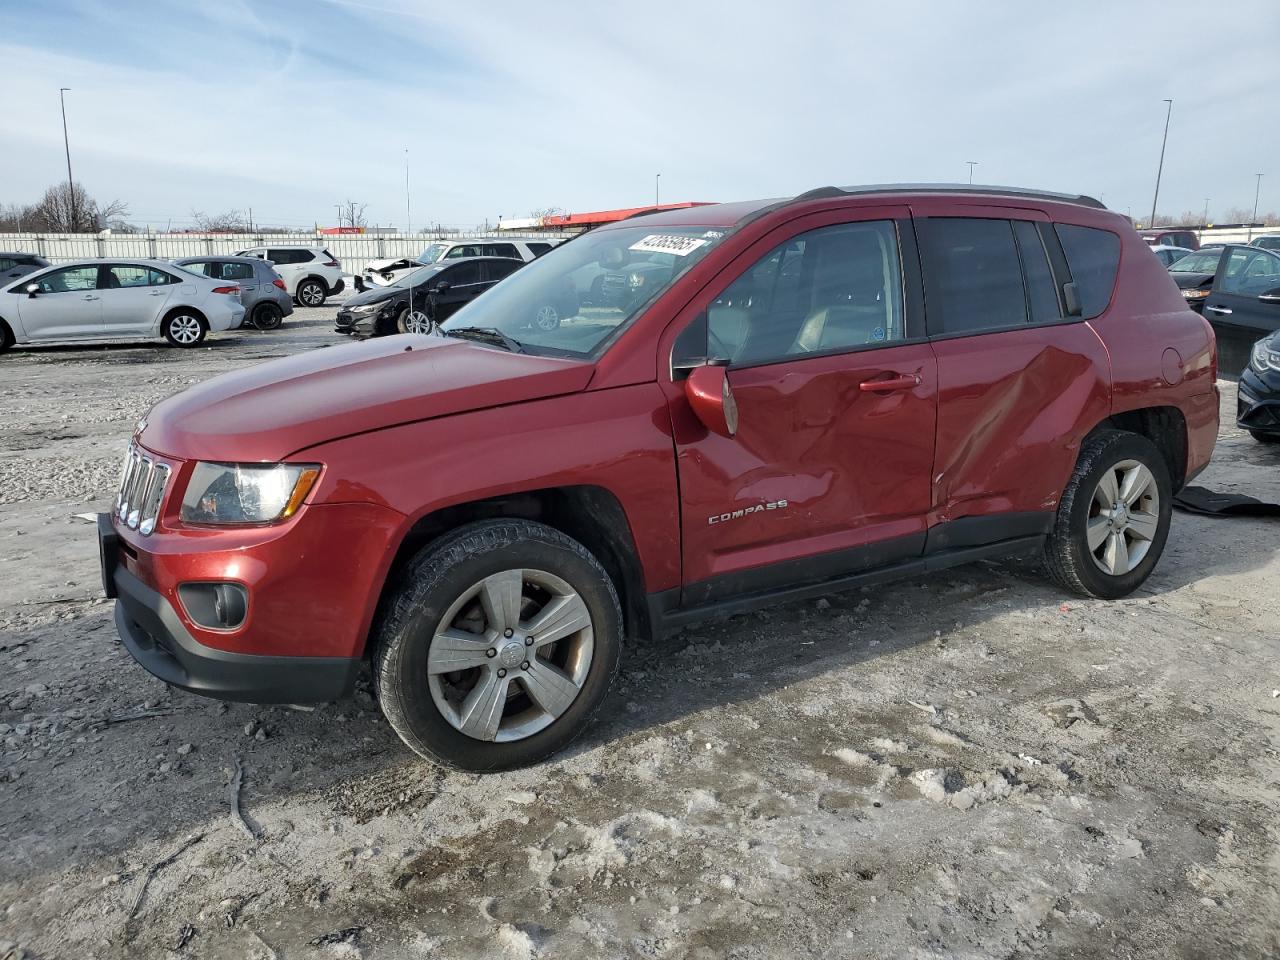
[1252,340,1280,374]
[1181,288,1210,299]
[349,302,381,315]
[180,462,321,525]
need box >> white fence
[0,231,560,274]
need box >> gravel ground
[1,302,1278,960]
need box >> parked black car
[336,257,549,338]
[1238,332,1280,443]
[1169,244,1280,374]
[0,252,50,285]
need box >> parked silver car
[0,252,51,285]
[175,255,293,329]
[0,259,244,353]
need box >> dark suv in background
[0,252,51,285]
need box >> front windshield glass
[391,264,444,288]
[1169,251,1221,274]
[439,224,729,357]
[417,243,450,264]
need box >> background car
[1140,228,1200,250]
[0,252,50,285]
[175,255,293,330]
[236,246,344,307]
[354,237,562,291]
[1170,244,1280,373]
[1250,235,1280,252]
[336,256,533,337]
[1238,332,1280,443]
[0,259,243,352]
[1151,244,1193,267]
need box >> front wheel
[1044,430,1172,599]
[162,311,207,348]
[396,307,434,335]
[296,279,326,308]
[532,304,561,332]
[0,319,13,354]
[373,520,622,771]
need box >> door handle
[82,294,100,301]
[1206,305,1233,315]
[148,291,167,296]
[859,374,919,392]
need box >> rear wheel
[373,519,622,771]
[0,319,13,354]
[253,302,284,331]
[1044,430,1172,599]
[162,310,207,348]
[296,278,326,308]
[1248,430,1280,444]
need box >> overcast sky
[1,0,1276,230]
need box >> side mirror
[432,281,451,296]
[684,364,739,438]
[1063,281,1083,317]
[24,282,39,297]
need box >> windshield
[391,264,445,288]
[417,243,451,264]
[1169,251,1221,274]
[438,225,729,357]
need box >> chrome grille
[115,445,171,536]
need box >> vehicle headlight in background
[1251,340,1280,374]
[180,463,321,525]
[1181,288,1209,299]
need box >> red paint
[114,188,1218,663]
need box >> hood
[342,284,406,308]
[1170,271,1213,289]
[364,258,419,273]
[139,335,594,462]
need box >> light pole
[59,87,75,231]
[655,173,661,208]
[1249,173,1263,241]
[1149,98,1173,229]
[1203,198,1210,227]
[966,161,978,184]
[405,149,411,235]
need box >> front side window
[439,225,729,357]
[34,265,98,293]
[1054,224,1121,320]
[1221,249,1280,295]
[918,218,1028,335]
[444,262,481,286]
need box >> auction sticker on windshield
[629,235,708,257]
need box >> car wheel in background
[162,310,208,348]
[0,319,13,354]
[1044,430,1172,600]
[253,302,284,331]
[373,519,622,771]
[398,308,434,335]
[1249,430,1280,444]
[532,304,561,332]
[297,279,326,308]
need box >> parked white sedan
[0,259,244,352]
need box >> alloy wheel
[428,568,594,742]
[405,311,433,334]
[1086,459,1160,576]
[534,305,560,331]
[300,283,324,306]
[169,314,202,345]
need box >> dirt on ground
[1,304,1278,960]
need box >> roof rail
[804,183,1106,209]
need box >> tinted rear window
[1055,224,1120,319]
[918,218,1028,335]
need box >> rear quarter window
[1054,224,1121,320]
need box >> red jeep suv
[99,185,1218,770]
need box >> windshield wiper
[443,326,525,353]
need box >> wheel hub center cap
[1113,503,1129,528]
[498,641,524,668]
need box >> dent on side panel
[301,382,683,594]
[932,325,1110,523]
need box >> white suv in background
[237,246,345,307]
[356,237,563,290]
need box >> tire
[396,307,434,335]
[373,519,623,771]
[1044,430,1173,600]
[0,319,13,354]
[532,304,561,332]
[253,302,284,331]
[162,310,207,348]
[1248,430,1280,444]
[296,278,326,308]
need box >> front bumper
[99,514,359,702]
[1237,367,1280,436]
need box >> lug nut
[486,648,496,658]
[525,636,534,646]
[497,668,507,678]
[521,661,530,670]
[504,628,514,638]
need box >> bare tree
[1222,206,1256,224]
[529,206,565,220]
[336,201,368,229]
[26,182,129,232]
[191,209,251,232]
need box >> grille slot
[115,445,171,535]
